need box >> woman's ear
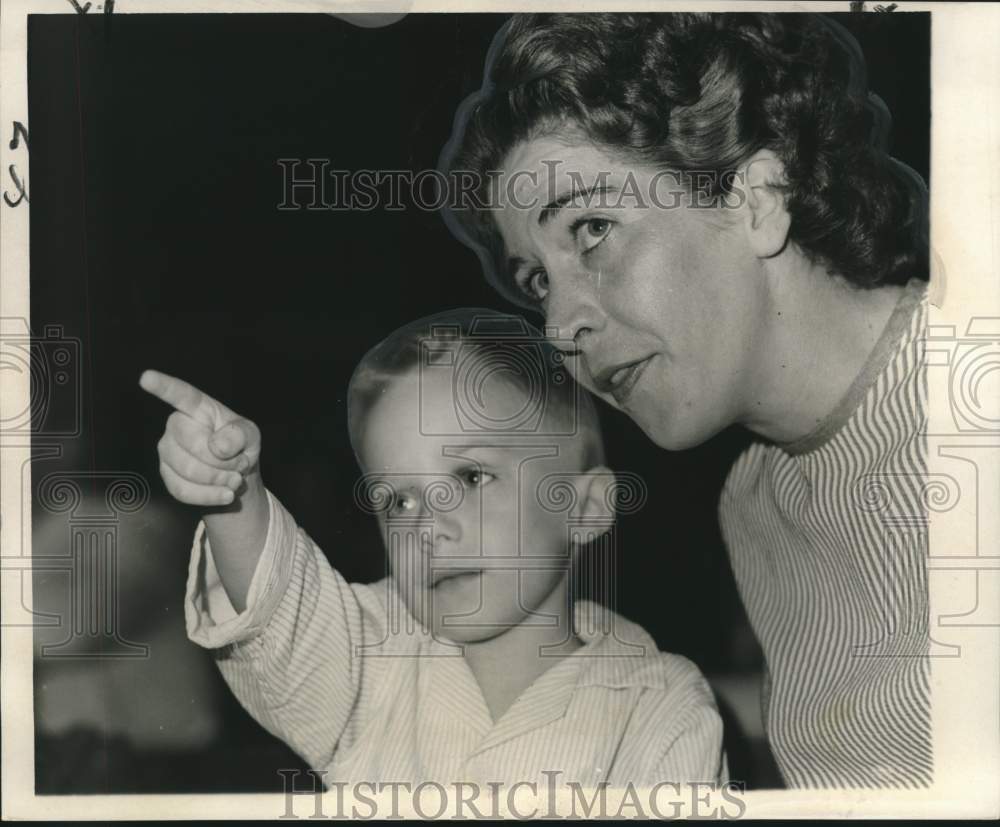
[571,465,617,544]
[741,150,792,259]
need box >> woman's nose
[544,271,604,353]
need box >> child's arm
[141,369,386,770]
[192,490,384,771]
[140,369,266,612]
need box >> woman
[441,13,931,789]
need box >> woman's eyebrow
[538,184,618,227]
[502,182,622,285]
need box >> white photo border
[2,0,998,819]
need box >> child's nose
[426,508,462,548]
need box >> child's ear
[571,465,617,540]
[741,149,792,259]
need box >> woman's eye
[462,469,495,487]
[519,268,549,302]
[573,217,613,253]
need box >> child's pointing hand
[140,369,262,508]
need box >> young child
[140,308,725,790]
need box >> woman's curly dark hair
[441,12,928,301]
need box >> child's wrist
[242,471,265,504]
[203,472,267,527]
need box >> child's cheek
[481,506,515,557]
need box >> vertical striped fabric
[719,278,932,788]
[185,493,726,788]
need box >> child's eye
[516,268,549,302]
[391,492,418,514]
[571,217,613,254]
[461,469,496,487]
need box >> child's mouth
[430,570,481,589]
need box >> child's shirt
[185,491,726,788]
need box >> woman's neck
[742,254,907,445]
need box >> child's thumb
[209,421,250,461]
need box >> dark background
[27,11,930,794]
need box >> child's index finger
[139,369,218,425]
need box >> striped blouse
[185,492,726,788]
[719,277,932,788]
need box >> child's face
[359,366,592,644]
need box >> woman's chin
[635,410,716,452]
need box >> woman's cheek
[558,353,592,395]
[598,220,668,307]
[599,251,665,325]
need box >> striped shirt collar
[422,599,666,690]
[422,599,665,751]
[572,600,668,690]
[381,581,666,693]
[779,276,927,457]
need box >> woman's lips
[608,356,654,406]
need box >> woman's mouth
[597,356,654,406]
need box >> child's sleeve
[649,658,728,785]
[184,489,383,771]
[655,696,728,784]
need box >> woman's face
[492,136,769,450]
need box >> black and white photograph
[2,0,998,820]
